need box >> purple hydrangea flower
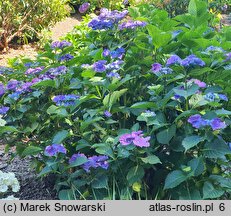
[44,144,67,157]
[51,40,72,49]
[151,63,162,73]
[190,79,206,88]
[6,80,19,91]
[188,114,209,129]
[103,49,110,57]
[104,110,112,117]
[46,66,67,77]
[210,118,226,130]
[0,106,10,115]
[166,55,182,66]
[118,20,147,30]
[25,67,44,75]
[59,54,74,62]
[79,2,90,13]
[119,130,150,147]
[181,55,205,67]
[218,94,228,101]
[53,94,80,106]
[92,60,107,72]
[225,52,231,61]
[69,153,87,164]
[83,155,109,172]
[0,83,5,96]
[88,18,114,30]
[160,67,173,75]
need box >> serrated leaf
[131,102,157,109]
[22,146,42,157]
[127,166,144,185]
[164,170,188,189]
[91,175,108,189]
[141,155,161,164]
[188,157,205,176]
[203,182,224,199]
[202,139,230,159]
[182,135,204,151]
[157,124,176,144]
[52,130,69,144]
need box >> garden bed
[0,145,57,200]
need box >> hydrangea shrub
[0,0,231,200]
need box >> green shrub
[0,0,68,50]
[1,0,231,200]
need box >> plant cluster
[0,171,20,200]
[0,0,68,50]
[0,0,231,200]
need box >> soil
[0,14,81,67]
[0,145,57,200]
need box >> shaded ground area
[0,145,57,200]
[0,14,81,67]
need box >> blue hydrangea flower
[205,46,224,53]
[225,52,231,61]
[218,94,228,101]
[44,144,67,157]
[51,40,72,49]
[188,114,209,129]
[82,155,109,172]
[204,92,216,102]
[106,72,121,79]
[0,106,10,115]
[59,54,74,62]
[210,118,226,130]
[107,60,124,71]
[6,80,19,91]
[181,55,205,67]
[0,83,5,96]
[104,110,112,117]
[53,94,80,106]
[8,91,22,100]
[166,55,182,66]
[92,60,107,72]
[118,20,147,30]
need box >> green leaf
[52,130,69,144]
[59,189,75,200]
[32,79,55,88]
[0,126,18,134]
[68,156,88,168]
[215,109,231,116]
[179,188,202,200]
[127,166,145,185]
[164,170,188,189]
[47,105,68,117]
[22,146,42,157]
[103,89,128,109]
[182,135,204,151]
[203,182,224,199]
[202,139,230,159]
[188,0,197,16]
[92,143,114,158]
[157,124,176,144]
[173,85,199,99]
[91,175,108,189]
[209,175,231,189]
[147,25,172,49]
[81,69,96,78]
[188,157,205,176]
[141,155,161,164]
[131,102,157,109]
